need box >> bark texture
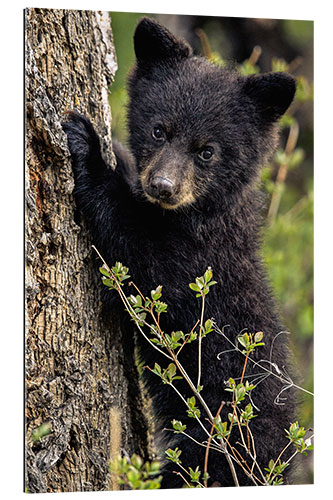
[25,8,148,493]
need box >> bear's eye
[198,147,214,162]
[152,126,165,142]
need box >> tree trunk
[25,8,149,493]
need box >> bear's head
[127,17,296,211]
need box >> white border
[2,1,331,499]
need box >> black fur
[63,17,296,488]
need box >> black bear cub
[63,17,296,488]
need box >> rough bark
[25,8,148,493]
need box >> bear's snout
[148,175,175,200]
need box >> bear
[63,17,297,488]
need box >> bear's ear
[243,72,296,122]
[134,17,192,67]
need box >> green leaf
[196,277,205,289]
[189,283,200,292]
[171,419,187,433]
[167,363,177,378]
[130,454,143,469]
[238,334,249,349]
[165,447,182,463]
[154,301,167,314]
[152,363,161,376]
[187,396,196,408]
[279,113,296,128]
[289,148,305,169]
[99,266,110,277]
[204,268,213,283]
[228,413,237,424]
[172,331,184,342]
[206,280,217,287]
[254,331,263,343]
[188,466,201,483]
[102,278,114,288]
[271,57,289,73]
[151,285,162,301]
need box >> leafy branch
[93,248,313,488]
[93,246,239,486]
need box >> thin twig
[172,471,192,488]
[227,444,262,485]
[195,28,212,59]
[215,324,314,398]
[267,121,300,223]
[287,56,303,73]
[128,281,146,303]
[203,401,225,487]
[176,319,199,357]
[248,45,262,66]
[163,428,217,452]
[197,294,205,388]
[240,352,249,384]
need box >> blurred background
[108,12,314,484]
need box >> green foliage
[282,20,314,48]
[265,459,289,485]
[237,331,265,355]
[30,422,52,443]
[186,396,201,419]
[171,419,187,433]
[225,378,256,405]
[98,258,313,488]
[108,88,128,143]
[295,76,314,102]
[263,189,313,426]
[165,447,182,464]
[213,418,231,439]
[271,57,289,73]
[189,267,217,297]
[238,58,260,76]
[188,466,201,484]
[240,403,256,425]
[99,266,215,356]
[151,362,183,384]
[110,454,162,490]
[274,148,305,170]
[109,12,151,143]
[208,52,227,67]
[100,262,130,289]
[261,53,313,432]
[263,192,313,340]
[165,449,203,487]
[286,421,314,455]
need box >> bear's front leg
[63,111,107,175]
[62,111,133,238]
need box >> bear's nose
[150,176,174,200]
